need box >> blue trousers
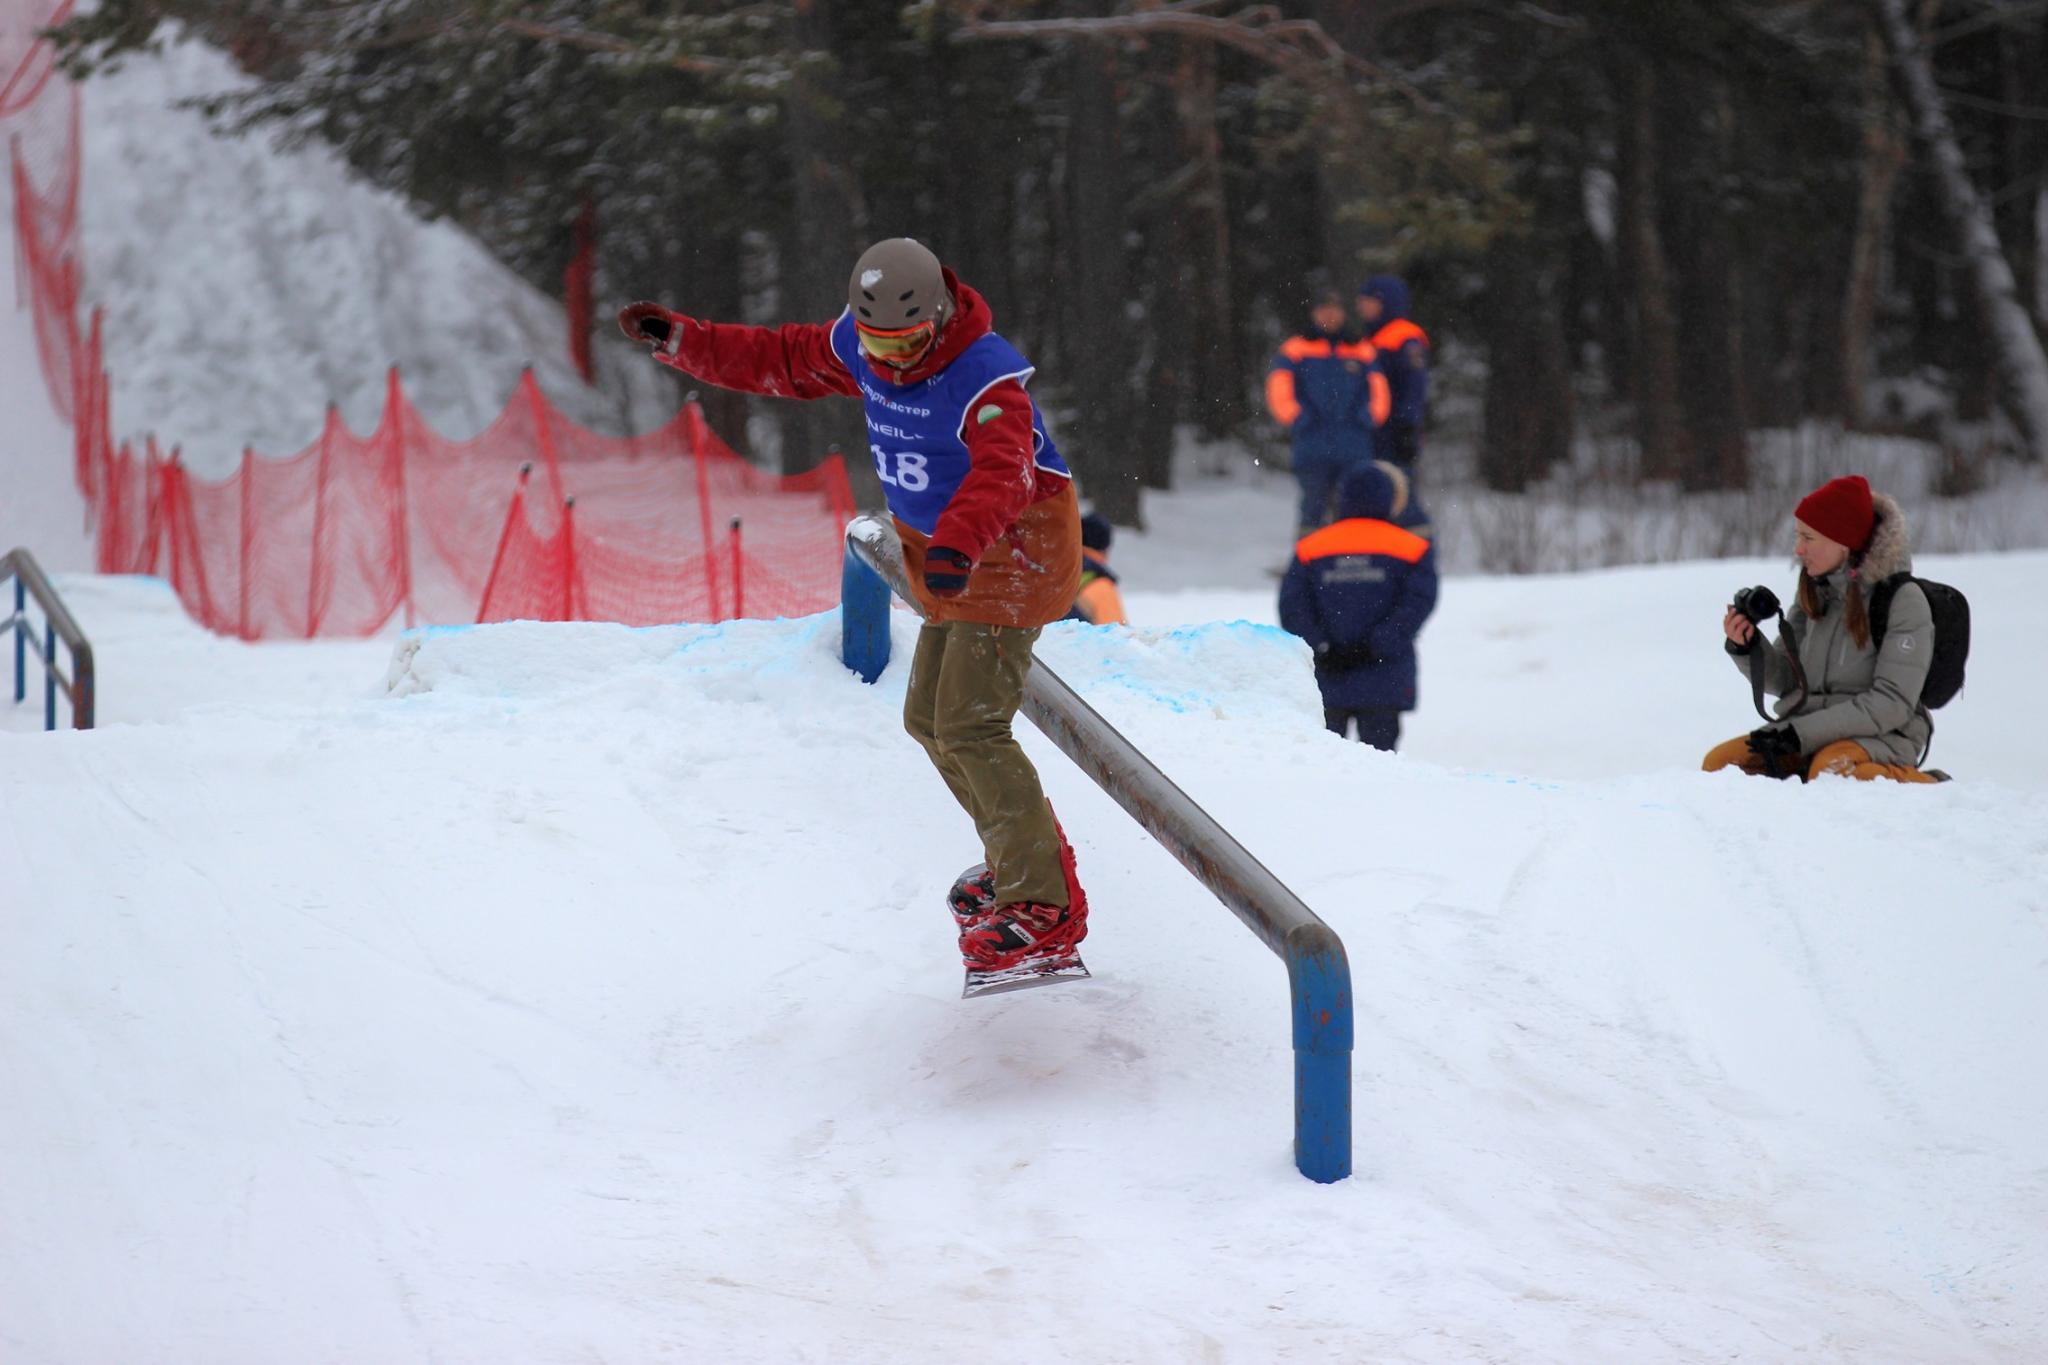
[1325,707,1401,751]
[1293,460,1348,532]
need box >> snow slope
[6,31,680,568]
[3,559,2044,1362]
[78,37,677,476]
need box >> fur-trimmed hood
[1854,491,1912,584]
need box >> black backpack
[1869,574,1970,708]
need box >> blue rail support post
[44,619,57,731]
[839,514,1352,1183]
[840,544,892,684]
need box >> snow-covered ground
[3,553,2044,1362]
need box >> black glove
[1316,641,1379,671]
[923,546,973,598]
[617,301,676,350]
[1747,724,1803,760]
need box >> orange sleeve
[1078,577,1128,626]
[1369,370,1391,428]
[1265,366,1300,426]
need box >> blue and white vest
[828,309,1071,535]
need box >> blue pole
[44,619,57,732]
[1287,923,1354,1183]
[839,546,891,684]
[12,576,23,703]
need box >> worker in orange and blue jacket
[1265,289,1390,536]
[1064,510,1128,626]
[1356,275,1430,470]
[1278,461,1439,752]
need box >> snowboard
[952,862,1091,1001]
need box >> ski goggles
[855,319,937,367]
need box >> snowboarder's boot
[959,810,1089,970]
[948,863,996,928]
[960,899,1085,970]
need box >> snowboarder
[618,237,1090,969]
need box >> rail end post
[1287,921,1353,1183]
[840,542,891,683]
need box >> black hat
[1080,510,1114,552]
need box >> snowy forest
[53,0,2048,530]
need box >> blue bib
[830,311,1071,535]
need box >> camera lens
[1734,584,1778,624]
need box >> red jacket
[655,271,1067,568]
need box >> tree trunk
[1479,232,1573,492]
[1995,20,2043,334]
[938,43,1020,322]
[1062,41,1141,526]
[775,0,869,476]
[1612,57,1688,482]
[1664,71,1748,490]
[1842,28,1907,428]
[1874,0,2048,460]
[1171,40,1242,441]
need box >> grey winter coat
[1731,493,1935,767]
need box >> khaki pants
[1702,735,1941,784]
[903,621,1068,906]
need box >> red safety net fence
[123,372,856,636]
[6,4,855,636]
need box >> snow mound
[5,575,2046,1360]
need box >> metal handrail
[4,547,95,730]
[841,515,1351,1183]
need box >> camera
[1731,584,1780,626]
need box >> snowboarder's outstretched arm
[618,303,860,401]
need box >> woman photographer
[1703,475,1941,783]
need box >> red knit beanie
[1795,475,1874,550]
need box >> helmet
[848,237,952,370]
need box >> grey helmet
[848,237,952,332]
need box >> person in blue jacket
[1265,289,1390,535]
[1356,276,1430,469]
[1278,461,1439,750]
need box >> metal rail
[4,547,95,730]
[841,515,1351,1183]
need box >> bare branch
[948,3,1439,114]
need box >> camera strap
[1743,611,1809,723]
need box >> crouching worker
[1705,475,1942,783]
[1065,510,1128,625]
[618,237,1089,968]
[1279,462,1438,750]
